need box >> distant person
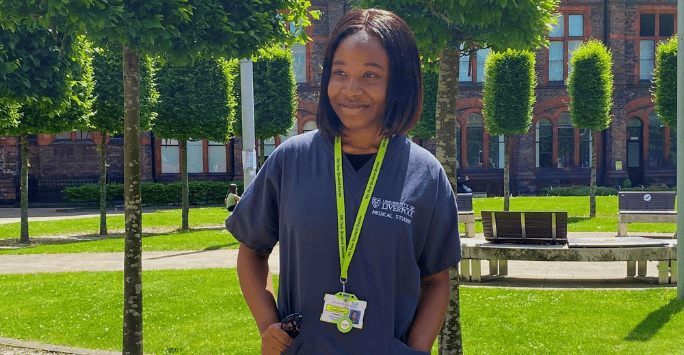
[225,184,240,212]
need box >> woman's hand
[261,323,293,355]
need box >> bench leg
[471,259,481,282]
[489,259,498,275]
[637,261,647,277]
[460,259,471,282]
[465,221,475,238]
[617,222,627,237]
[499,260,508,276]
[671,260,677,284]
[627,261,636,277]
[658,260,669,285]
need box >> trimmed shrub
[540,186,617,196]
[63,181,244,206]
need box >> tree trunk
[20,133,29,244]
[504,135,510,211]
[181,139,189,231]
[590,130,597,218]
[122,45,143,355]
[435,45,463,355]
[100,132,108,237]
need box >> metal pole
[240,59,257,188]
[677,0,683,299]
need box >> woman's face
[327,31,389,135]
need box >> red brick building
[0,0,677,204]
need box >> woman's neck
[340,129,385,154]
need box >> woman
[226,8,461,354]
[225,183,241,212]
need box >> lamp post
[240,59,257,188]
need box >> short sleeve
[225,150,282,254]
[416,168,462,278]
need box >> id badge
[320,292,367,333]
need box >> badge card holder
[320,292,367,332]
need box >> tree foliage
[91,46,157,134]
[356,0,558,57]
[411,68,438,139]
[232,46,298,140]
[155,58,235,142]
[653,36,677,127]
[567,40,614,131]
[483,49,536,136]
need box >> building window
[455,121,461,169]
[488,135,504,169]
[579,129,592,168]
[648,112,665,167]
[627,118,643,169]
[290,22,307,83]
[54,131,73,142]
[536,119,553,168]
[263,138,276,159]
[303,120,317,133]
[557,113,574,168]
[208,141,226,173]
[476,49,490,83]
[187,140,204,173]
[459,48,489,83]
[548,13,586,82]
[161,139,180,174]
[459,46,472,82]
[639,12,675,80]
[53,131,92,143]
[466,114,483,169]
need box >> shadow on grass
[145,243,240,259]
[568,217,591,224]
[624,298,684,342]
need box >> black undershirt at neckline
[345,152,376,171]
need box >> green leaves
[482,49,536,136]
[653,36,677,127]
[154,58,235,143]
[566,40,614,131]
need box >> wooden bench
[459,238,678,284]
[481,210,568,244]
[617,191,677,237]
[457,193,475,238]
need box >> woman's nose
[341,78,362,96]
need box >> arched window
[466,113,483,169]
[648,112,664,167]
[536,119,553,168]
[627,118,643,169]
[488,135,504,169]
[557,113,574,168]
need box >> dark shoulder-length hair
[316,8,423,140]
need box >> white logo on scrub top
[370,198,415,225]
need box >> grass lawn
[0,229,239,255]
[0,270,682,354]
[0,206,230,238]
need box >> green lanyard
[334,136,389,289]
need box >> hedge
[540,186,617,196]
[63,181,245,206]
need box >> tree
[154,58,236,230]
[567,40,614,218]
[231,46,298,166]
[354,1,558,353]
[483,49,536,211]
[91,46,157,236]
[0,27,92,244]
[653,36,677,128]
[0,2,315,354]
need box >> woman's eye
[333,70,345,76]
[364,72,378,78]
